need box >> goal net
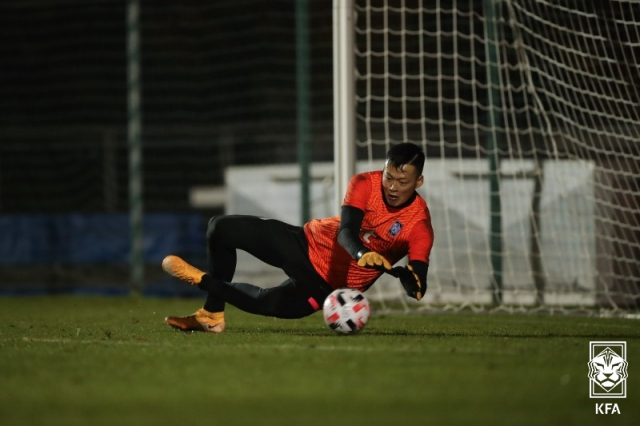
[351,0,640,313]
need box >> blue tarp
[0,213,205,265]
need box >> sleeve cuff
[356,249,370,260]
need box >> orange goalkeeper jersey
[304,170,434,291]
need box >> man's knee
[206,215,227,242]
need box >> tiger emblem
[588,347,628,392]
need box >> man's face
[382,162,423,207]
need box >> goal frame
[332,0,640,313]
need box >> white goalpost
[333,0,357,214]
[334,0,640,313]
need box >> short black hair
[385,142,425,176]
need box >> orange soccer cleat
[165,309,225,333]
[162,255,206,286]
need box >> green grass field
[0,296,638,426]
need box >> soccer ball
[322,288,371,334]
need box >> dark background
[0,0,638,301]
[0,0,637,213]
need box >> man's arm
[337,205,368,259]
[396,216,433,300]
[338,205,393,271]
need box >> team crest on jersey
[388,220,403,237]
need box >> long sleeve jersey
[304,170,434,291]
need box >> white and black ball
[322,288,371,334]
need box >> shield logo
[588,342,628,398]
[388,220,403,237]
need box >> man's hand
[391,265,424,301]
[357,251,392,271]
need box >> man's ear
[415,175,424,190]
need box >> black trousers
[199,215,333,319]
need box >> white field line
[12,337,428,353]
[9,337,528,356]
[19,337,172,347]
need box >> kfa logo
[595,403,620,415]
[588,341,628,399]
[388,220,403,237]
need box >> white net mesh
[354,0,640,313]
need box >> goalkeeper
[163,142,434,333]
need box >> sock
[201,277,225,313]
[197,274,215,291]
[198,308,224,323]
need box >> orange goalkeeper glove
[389,265,424,301]
[357,251,392,271]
